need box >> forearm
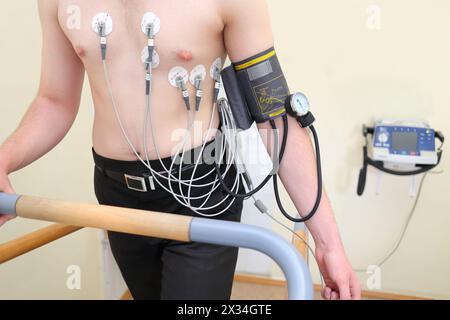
[0,95,79,174]
[257,115,344,251]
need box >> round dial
[290,92,310,117]
[378,133,389,144]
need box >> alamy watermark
[367,4,382,31]
[66,265,81,290]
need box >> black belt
[96,165,155,192]
[95,164,198,193]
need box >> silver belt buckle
[124,174,147,192]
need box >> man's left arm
[221,0,361,300]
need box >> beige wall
[0,1,449,299]
[267,0,450,299]
[0,2,103,299]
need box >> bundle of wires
[100,25,242,217]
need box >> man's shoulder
[38,0,59,16]
[218,0,268,24]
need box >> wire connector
[145,23,155,71]
[254,199,268,214]
[177,77,191,111]
[98,22,107,61]
[212,66,221,104]
[145,72,152,96]
[194,77,203,112]
[213,81,221,104]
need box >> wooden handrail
[16,196,192,242]
[0,224,82,264]
[0,193,314,299]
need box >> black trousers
[92,139,244,300]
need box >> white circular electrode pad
[168,67,189,87]
[141,12,161,35]
[92,13,113,36]
[210,57,222,79]
[141,47,160,69]
[190,65,207,86]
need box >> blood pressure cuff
[233,47,289,123]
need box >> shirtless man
[0,0,360,300]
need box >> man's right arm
[0,0,84,223]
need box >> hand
[0,170,16,227]
[315,246,361,300]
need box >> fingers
[0,214,14,227]
[337,281,351,300]
[322,287,332,300]
[321,287,326,299]
[350,273,362,300]
[2,181,15,194]
[322,287,341,300]
[336,273,361,300]
[323,285,353,301]
[0,215,8,226]
[322,286,346,300]
[331,291,339,300]
[0,171,15,194]
[0,178,16,226]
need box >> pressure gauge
[287,92,310,117]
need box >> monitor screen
[392,132,418,152]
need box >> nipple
[177,50,193,62]
[75,45,86,58]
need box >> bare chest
[57,0,224,67]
